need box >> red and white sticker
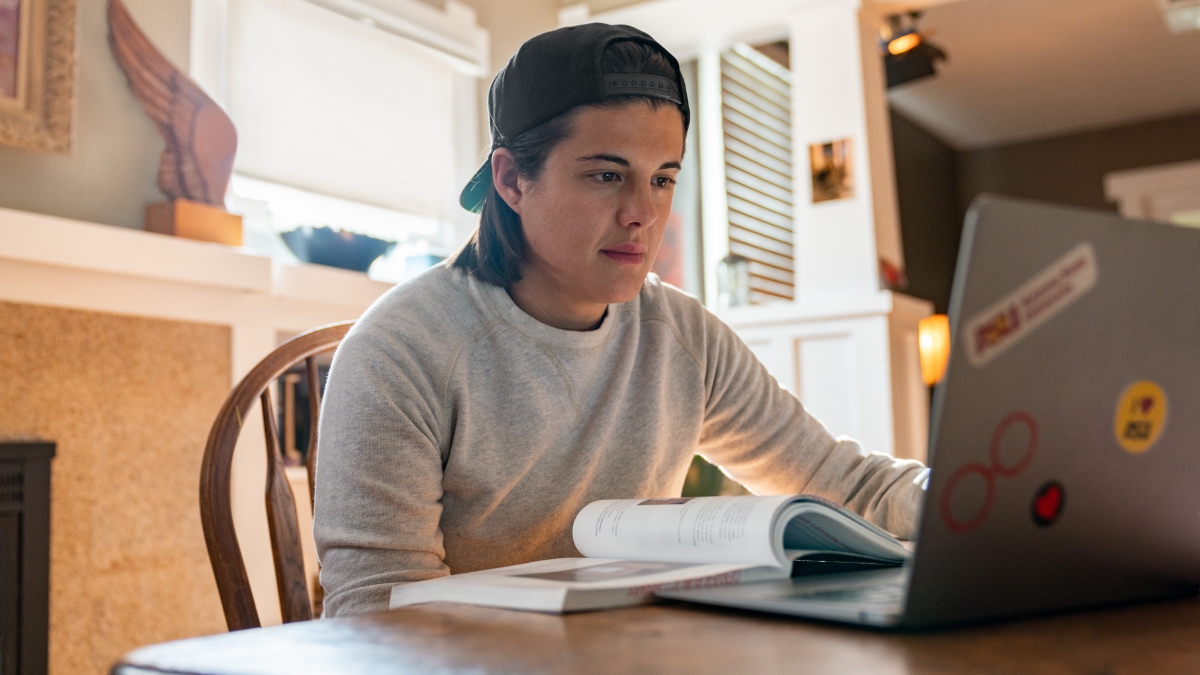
[964,242,1097,367]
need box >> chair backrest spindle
[200,321,352,631]
[261,388,313,624]
[304,355,321,509]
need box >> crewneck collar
[475,276,617,350]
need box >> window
[193,0,486,281]
[720,43,795,303]
[230,0,459,220]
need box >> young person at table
[313,24,929,617]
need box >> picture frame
[809,137,854,203]
[0,0,75,153]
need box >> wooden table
[112,598,1200,675]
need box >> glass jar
[717,254,751,310]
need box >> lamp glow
[888,32,922,55]
[918,314,950,386]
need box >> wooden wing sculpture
[108,0,236,207]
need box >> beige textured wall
[0,301,229,674]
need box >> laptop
[658,195,1200,628]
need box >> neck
[507,274,607,331]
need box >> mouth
[600,242,646,266]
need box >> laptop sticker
[1032,481,1064,527]
[941,412,1039,533]
[1113,381,1168,454]
[964,242,1097,367]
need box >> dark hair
[450,41,684,287]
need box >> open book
[389,494,909,613]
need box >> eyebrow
[577,154,682,171]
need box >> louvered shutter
[721,44,794,303]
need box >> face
[495,102,685,324]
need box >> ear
[491,148,524,215]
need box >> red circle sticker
[940,463,995,533]
[940,412,1040,534]
[989,412,1038,477]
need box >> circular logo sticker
[1113,381,1168,454]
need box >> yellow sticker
[1113,381,1168,454]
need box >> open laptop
[658,195,1200,628]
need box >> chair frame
[200,321,353,631]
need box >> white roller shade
[228,0,458,220]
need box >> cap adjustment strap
[604,74,684,105]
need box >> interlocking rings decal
[940,412,1039,533]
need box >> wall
[890,110,959,313]
[0,300,229,674]
[957,109,1200,217]
[891,107,1200,314]
[0,0,191,230]
[458,0,559,155]
[0,0,558,231]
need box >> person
[313,23,928,618]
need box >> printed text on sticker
[964,242,1098,367]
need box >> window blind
[721,44,794,303]
[227,0,459,221]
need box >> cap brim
[459,157,493,214]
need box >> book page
[389,557,792,613]
[779,503,910,562]
[572,495,792,568]
[402,558,776,592]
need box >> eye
[654,176,677,188]
[597,171,620,183]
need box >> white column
[697,47,730,310]
[787,0,904,299]
[859,1,905,277]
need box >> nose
[618,180,657,229]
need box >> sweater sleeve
[696,311,928,539]
[313,324,450,617]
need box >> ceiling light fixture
[1160,0,1200,32]
[887,31,922,56]
[880,12,947,88]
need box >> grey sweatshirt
[314,264,928,617]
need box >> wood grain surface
[112,597,1200,675]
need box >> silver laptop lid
[904,195,1200,627]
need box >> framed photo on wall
[809,137,854,203]
[0,0,74,152]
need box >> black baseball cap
[459,23,691,213]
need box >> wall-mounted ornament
[107,0,242,246]
[809,137,854,203]
[0,0,76,152]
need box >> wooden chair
[200,321,353,631]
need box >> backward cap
[489,24,684,147]
[461,23,690,212]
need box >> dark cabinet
[0,443,53,675]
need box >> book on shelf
[389,493,909,614]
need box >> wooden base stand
[145,199,243,246]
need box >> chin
[603,273,649,305]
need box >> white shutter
[227,0,458,220]
[721,43,794,303]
